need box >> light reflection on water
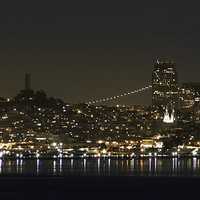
[193,157,197,171]
[149,158,152,172]
[36,159,40,175]
[97,158,100,174]
[59,158,62,173]
[83,159,86,173]
[108,158,111,174]
[53,160,56,175]
[0,158,199,176]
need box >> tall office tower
[152,60,178,111]
[25,73,31,90]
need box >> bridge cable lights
[86,85,152,105]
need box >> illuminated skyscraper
[152,60,178,111]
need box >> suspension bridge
[86,85,152,105]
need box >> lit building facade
[179,83,200,120]
[179,84,195,110]
[183,83,200,103]
[152,60,178,111]
[163,107,175,123]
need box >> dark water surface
[0,157,200,176]
[1,158,200,199]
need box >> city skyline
[1,1,200,198]
[1,1,200,105]
[0,60,199,107]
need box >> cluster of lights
[87,85,152,105]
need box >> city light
[0,61,197,160]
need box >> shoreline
[0,155,199,160]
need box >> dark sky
[0,1,200,105]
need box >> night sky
[0,1,200,105]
